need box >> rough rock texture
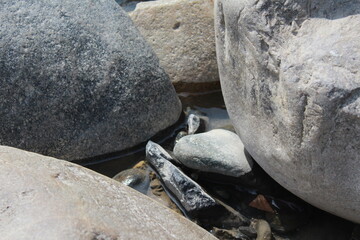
[0,0,181,160]
[0,145,216,240]
[146,141,217,217]
[129,0,220,91]
[174,129,253,177]
[215,0,360,222]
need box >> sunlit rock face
[0,145,216,240]
[128,0,220,92]
[215,0,360,222]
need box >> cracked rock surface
[215,0,360,222]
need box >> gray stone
[173,129,253,177]
[0,0,181,160]
[146,141,217,217]
[128,0,220,91]
[0,145,216,240]
[113,168,149,194]
[215,0,360,222]
[187,114,201,135]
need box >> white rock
[215,0,360,222]
[174,129,253,177]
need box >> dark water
[73,112,186,177]
[78,90,357,240]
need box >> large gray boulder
[0,0,181,160]
[215,0,360,222]
[0,145,216,240]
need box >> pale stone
[215,0,360,222]
[174,129,253,177]
[129,0,219,91]
[0,145,216,240]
